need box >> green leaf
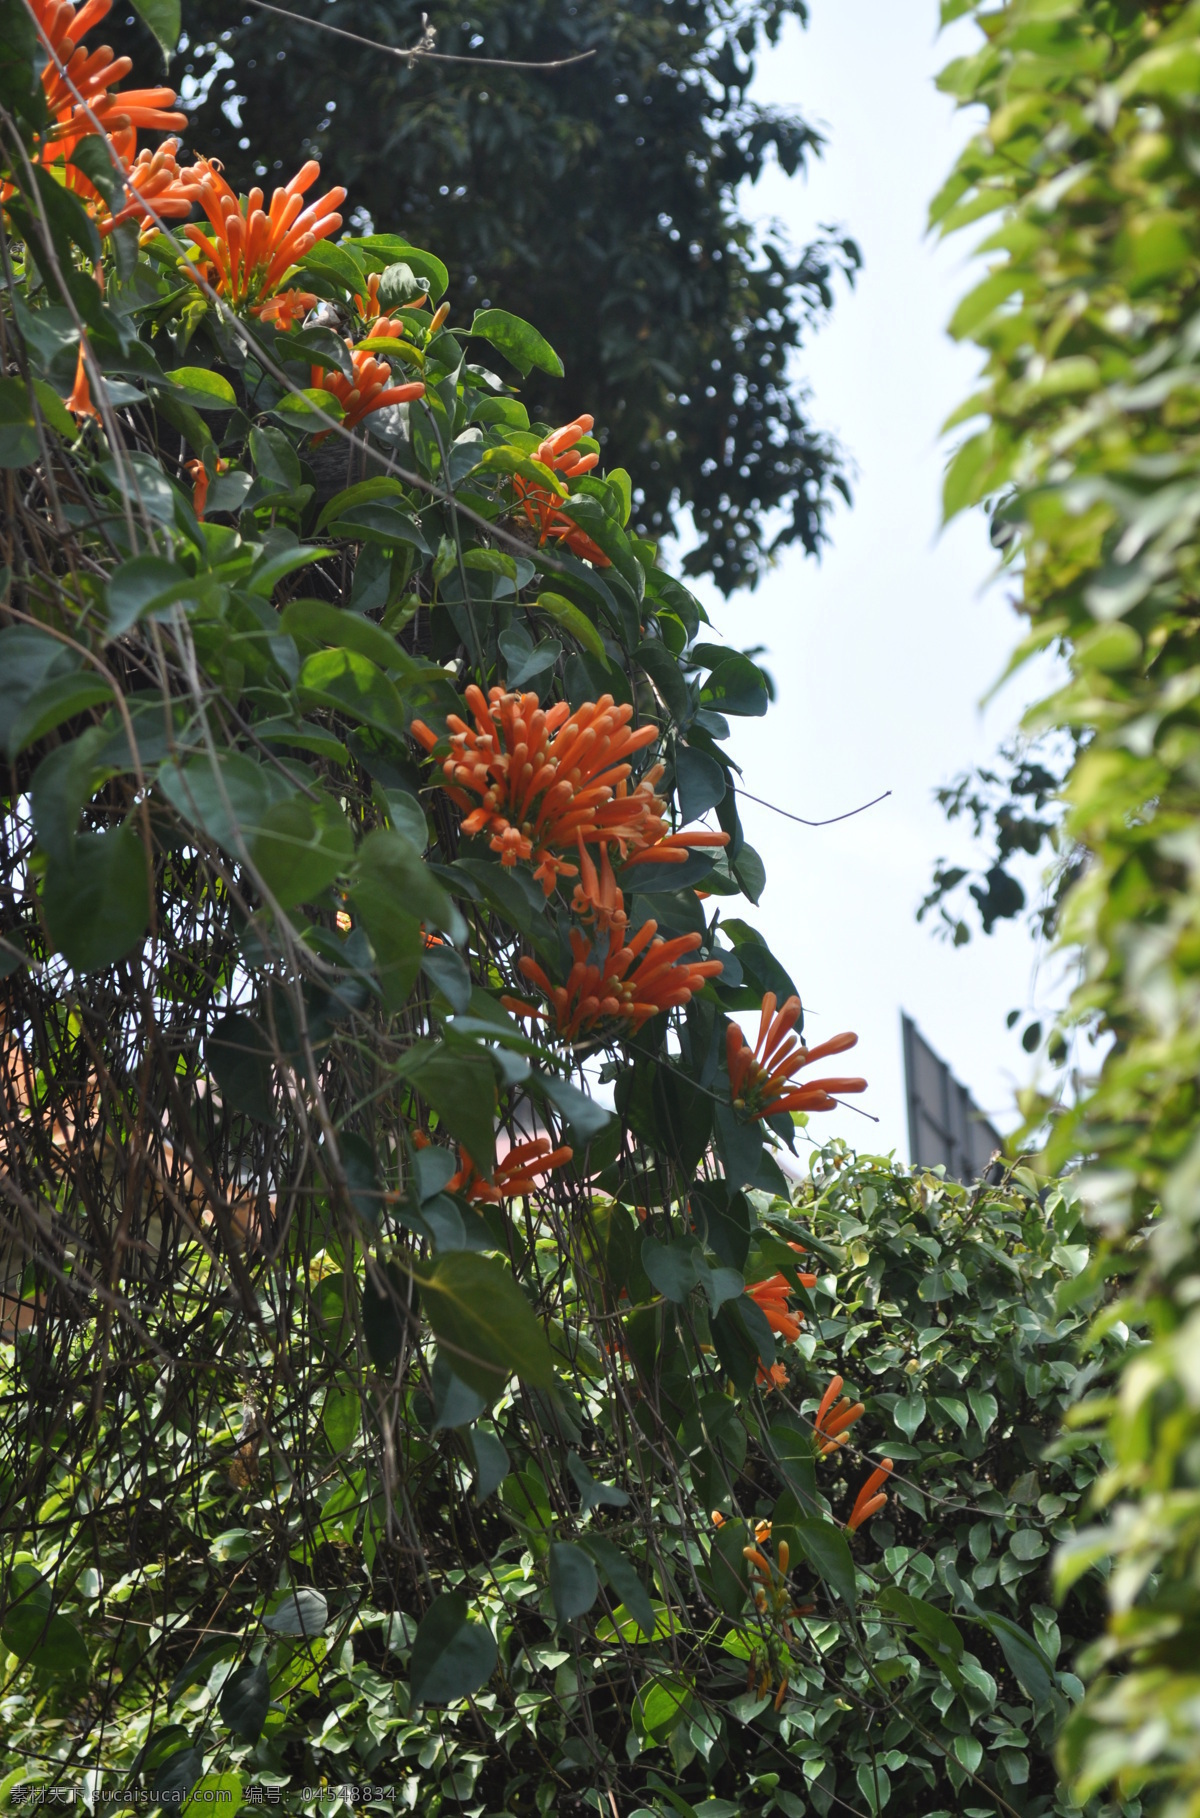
[701,652,769,718]
[30,729,104,866]
[106,554,200,637]
[709,1519,752,1616]
[635,1674,693,1742]
[0,374,38,467]
[293,239,368,295]
[469,308,564,378]
[968,1389,998,1436]
[182,1776,241,1818]
[416,1251,555,1396]
[396,1040,496,1179]
[377,261,428,309]
[160,366,236,410]
[791,1517,857,1611]
[148,1747,202,1808]
[218,1658,269,1741]
[581,1536,656,1639]
[297,647,409,739]
[354,828,466,942]
[549,1542,599,1622]
[535,592,608,664]
[246,544,325,597]
[979,1610,1054,1705]
[676,744,726,821]
[130,0,179,56]
[566,1450,629,1511]
[363,1262,410,1372]
[6,670,113,759]
[327,502,432,553]
[281,598,413,675]
[350,235,449,300]
[207,1012,273,1124]
[322,1382,360,1453]
[894,1394,926,1440]
[1,1605,89,1677]
[157,751,274,853]
[272,387,344,428]
[263,1588,328,1636]
[408,1591,496,1705]
[534,1072,614,1141]
[641,1235,700,1302]
[769,1423,818,1510]
[250,791,355,909]
[469,1427,510,1503]
[42,822,149,972]
[315,475,411,533]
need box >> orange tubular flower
[62,135,198,237]
[411,688,658,891]
[33,0,186,143]
[513,916,722,1042]
[447,1136,573,1205]
[747,1275,805,1344]
[257,288,318,331]
[65,345,98,420]
[410,688,726,894]
[812,1373,865,1457]
[311,344,425,434]
[726,993,867,1121]
[183,158,346,311]
[847,1459,893,1533]
[571,835,628,936]
[184,456,229,518]
[512,415,611,566]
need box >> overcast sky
[677,0,1060,1164]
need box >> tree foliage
[0,1,1122,1814]
[164,0,859,593]
[934,0,1200,1806]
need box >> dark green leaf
[250,792,354,909]
[549,1542,599,1622]
[207,1012,273,1124]
[468,308,563,378]
[42,823,149,972]
[218,1658,270,1741]
[791,1517,857,1610]
[0,374,39,467]
[641,1235,700,1302]
[417,1251,555,1396]
[397,1040,496,1177]
[408,1591,496,1705]
[581,1535,655,1639]
[709,1518,752,1616]
[469,1427,510,1503]
[130,0,180,57]
[263,1588,328,1636]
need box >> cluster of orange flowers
[509,917,723,1041]
[311,344,425,436]
[512,415,610,566]
[181,157,345,312]
[29,0,184,196]
[812,1372,865,1456]
[445,1136,573,1205]
[411,686,728,897]
[745,1243,817,1390]
[727,993,867,1121]
[24,0,431,438]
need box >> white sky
[678,1,1059,1162]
